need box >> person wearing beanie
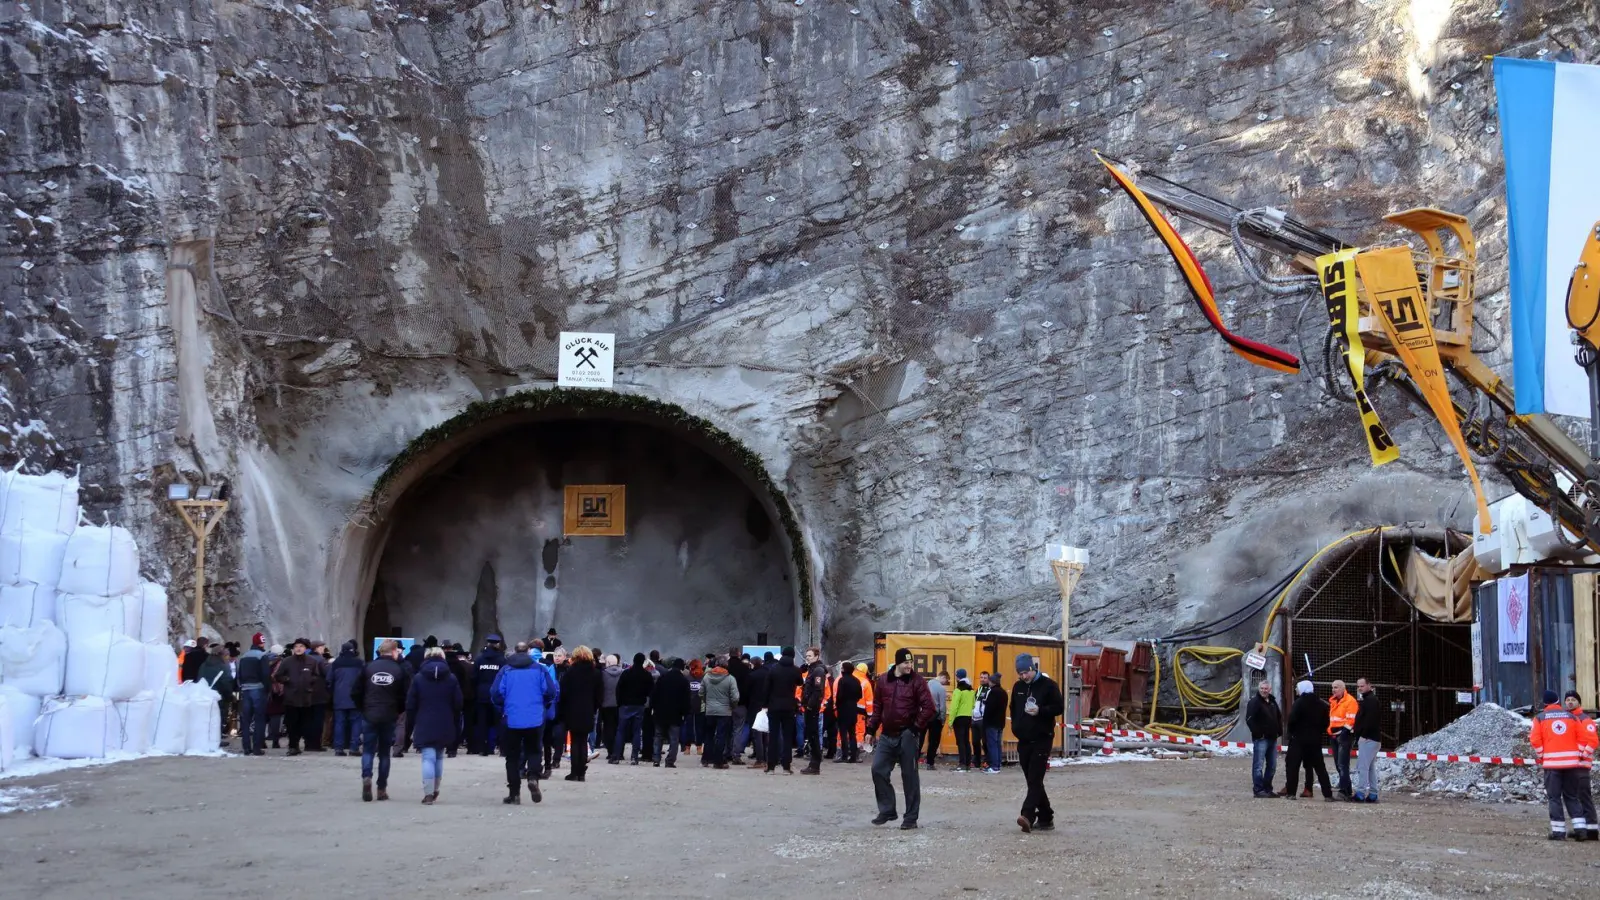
[867,647,936,829]
[1534,687,1590,839]
[1279,679,1334,800]
[1010,653,1063,832]
[235,635,273,756]
[947,669,976,772]
[613,652,653,764]
[327,639,366,756]
[1561,691,1600,840]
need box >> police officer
[472,634,506,755]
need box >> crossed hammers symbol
[574,346,600,369]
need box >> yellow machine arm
[1101,157,1600,553]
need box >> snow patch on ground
[1051,753,1159,766]
[1,749,227,785]
[0,785,65,814]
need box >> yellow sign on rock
[563,485,626,536]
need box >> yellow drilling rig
[1098,154,1600,554]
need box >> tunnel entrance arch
[334,389,813,656]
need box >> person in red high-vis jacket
[1533,689,1590,840]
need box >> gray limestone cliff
[4,0,1596,654]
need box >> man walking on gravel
[867,648,936,830]
[352,639,410,801]
[1010,653,1063,832]
[493,640,559,804]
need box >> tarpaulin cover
[1402,546,1486,623]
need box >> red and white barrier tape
[1063,723,1538,766]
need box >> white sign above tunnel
[558,332,615,388]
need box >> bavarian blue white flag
[1494,57,1600,416]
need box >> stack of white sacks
[0,466,219,771]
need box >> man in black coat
[650,658,692,767]
[745,654,773,767]
[834,664,863,763]
[1009,653,1064,832]
[800,647,829,774]
[726,649,751,761]
[980,674,1008,773]
[613,653,653,764]
[448,646,474,757]
[1245,680,1283,798]
[556,651,602,781]
[764,648,804,774]
[351,639,412,802]
[1280,680,1334,800]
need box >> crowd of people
[1246,677,1600,841]
[178,630,1066,830]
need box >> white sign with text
[558,332,615,388]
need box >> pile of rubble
[1378,703,1542,802]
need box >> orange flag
[1098,154,1300,375]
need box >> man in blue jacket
[472,634,506,755]
[492,640,559,804]
[326,640,365,756]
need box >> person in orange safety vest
[1533,689,1590,840]
[1326,680,1358,799]
[1561,690,1599,841]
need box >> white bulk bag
[135,582,168,644]
[0,691,12,771]
[57,525,139,598]
[0,582,57,628]
[0,685,40,759]
[57,592,137,641]
[34,695,112,759]
[142,642,178,695]
[149,685,189,754]
[65,632,145,700]
[0,623,67,696]
[183,682,220,754]
[0,469,79,535]
[0,527,70,589]
[107,691,155,753]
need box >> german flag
[1098,154,1300,375]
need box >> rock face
[4,1,1595,654]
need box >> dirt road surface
[1,750,1594,899]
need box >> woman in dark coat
[405,647,462,804]
[557,646,604,782]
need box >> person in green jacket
[947,669,977,771]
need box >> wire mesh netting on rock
[1377,703,1544,803]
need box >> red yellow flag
[1098,155,1300,375]
[1356,247,1493,533]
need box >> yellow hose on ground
[1142,525,1409,739]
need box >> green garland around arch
[370,387,814,620]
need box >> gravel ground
[1,748,1597,899]
[1380,703,1546,802]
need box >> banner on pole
[1496,574,1529,663]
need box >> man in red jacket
[866,648,936,830]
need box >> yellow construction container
[873,631,1065,760]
